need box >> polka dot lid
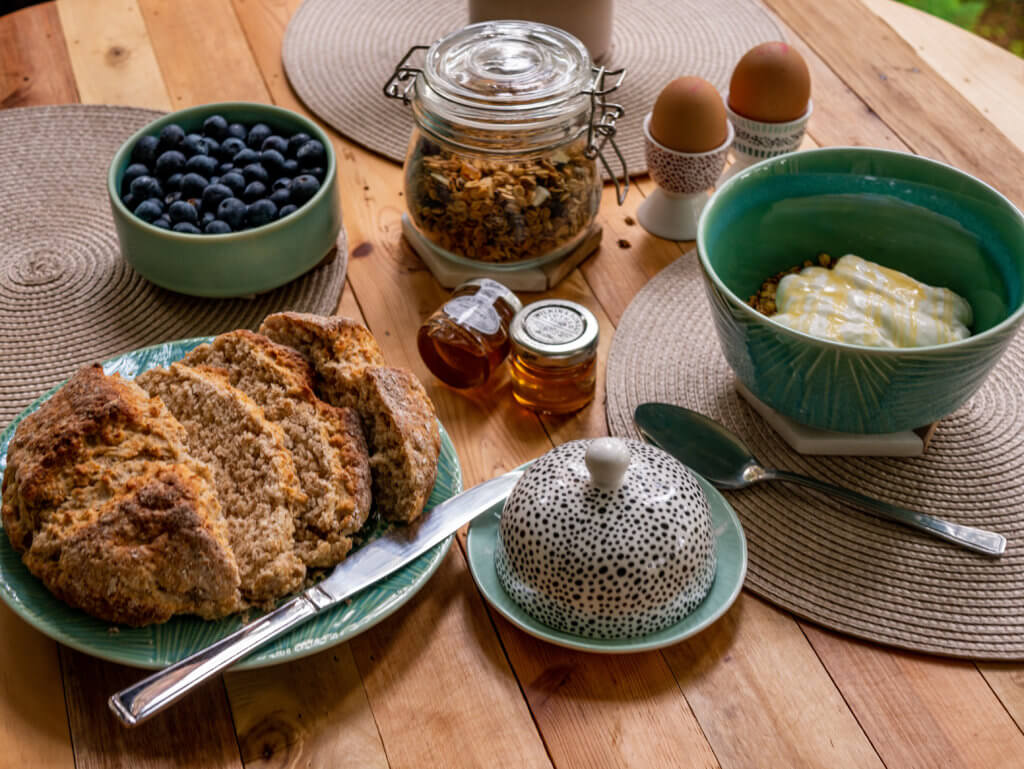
[496,437,717,640]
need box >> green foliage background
[897,0,1024,57]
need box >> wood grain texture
[978,663,1024,734]
[803,625,1024,768]
[55,0,171,110]
[763,0,1024,206]
[60,647,243,769]
[0,3,78,108]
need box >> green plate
[466,473,747,653]
[0,338,462,670]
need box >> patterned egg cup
[495,437,717,641]
[721,97,813,181]
[637,113,734,242]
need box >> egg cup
[637,113,734,241]
[720,98,813,182]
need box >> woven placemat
[282,0,783,176]
[606,250,1024,660]
[0,105,347,427]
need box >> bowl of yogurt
[697,147,1024,433]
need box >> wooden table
[2,0,1023,766]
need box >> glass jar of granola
[384,20,627,266]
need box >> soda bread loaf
[259,313,441,523]
[1,366,242,625]
[182,330,372,567]
[136,363,306,606]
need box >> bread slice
[1,365,241,625]
[136,363,306,605]
[182,331,371,566]
[258,312,384,399]
[259,312,440,524]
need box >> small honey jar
[418,278,522,389]
[509,299,599,414]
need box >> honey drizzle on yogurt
[772,254,973,348]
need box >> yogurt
[772,254,973,348]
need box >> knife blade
[109,467,523,727]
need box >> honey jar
[509,299,599,414]
[418,279,522,388]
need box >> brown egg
[649,77,729,153]
[728,42,811,122]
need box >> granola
[748,252,835,315]
[406,136,600,263]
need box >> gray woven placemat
[0,105,347,428]
[282,0,783,176]
[606,250,1024,660]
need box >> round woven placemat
[606,251,1024,660]
[0,105,347,427]
[282,0,783,176]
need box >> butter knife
[109,467,524,726]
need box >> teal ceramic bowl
[108,102,340,297]
[697,147,1024,433]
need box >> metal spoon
[633,403,1006,557]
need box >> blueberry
[158,123,185,152]
[185,154,219,177]
[289,174,320,205]
[169,199,199,224]
[152,217,171,230]
[271,176,291,191]
[164,191,181,206]
[131,135,160,166]
[134,198,164,223]
[242,163,270,186]
[180,173,208,199]
[130,175,163,200]
[242,181,267,203]
[246,198,278,228]
[232,148,260,167]
[217,197,247,230]
[306,166,325,182]
[209,176,220,186]
[122,163,150,194]
[221,136,245,157]
[260,149,286,178]
[282,158,299,176]
[220,171,246,196]
[227,122,247,140]
[201,211,216,228]
[269,188,291,208]
[278,204,298,218]
[287,132,311,157]
[246,123,272,150]
[202,183,233,211]
[217,162,235,175]
[204,219,232,234]
[296,140,326,170]
[202,114,229,141]
[122,192,138,210]
[155,150,186,178]
[172,222,202,234]
[261,135,289,155]
[201,137,221,159]
[165,173,183,193]
[181,133,208,157]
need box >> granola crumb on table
[748,252,835,315]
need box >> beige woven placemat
[0,105,347,427]
[282,0,783,176]
[606,250,1024,660]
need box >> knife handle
[109,595,319,726]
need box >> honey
[509,299,599,414]
[417,279,521,389]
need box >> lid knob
[585,437,631,490]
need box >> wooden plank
[664,595,886,768]
[55,0,172,110]
[859,0,1024,148]
[223,644,388,769]
[60,648,243,769]
[0,2,78,107]
[978,664,1024,734]
[762,0,1024,206]
[803,625,1024,768]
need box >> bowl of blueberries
[108,102,340,297]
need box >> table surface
[2,0,1023,766]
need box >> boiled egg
[649,76,729,153]
[728,42,811,123]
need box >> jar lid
[510,299,599,365]
[460,278,523,314]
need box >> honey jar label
[524,305,586,345]
[443,295,502,335]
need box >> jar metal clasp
[583,66,629,204]
[382,45,429,104]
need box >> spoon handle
[764,470,1006,557]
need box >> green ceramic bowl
[697,147,1024,433]
[108,102,340,297]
